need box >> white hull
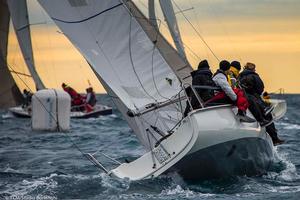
[8,104,112,119]
[169,105,274,180]
[111,104,276,180]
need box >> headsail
[37,0,191,148]
[7,0,45,90]
[0,0,23,108]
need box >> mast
[7,0,45,90]
[0,0,24,108]
[159,0,187,61]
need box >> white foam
[161,185,214,198]
[100,173,130,192]
[1,112,14,119]
[276,122,300,130]
[268,147,300,182]
[5,174,58,197]
[3,164,20,173]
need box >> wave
[276,122,300,130]
[1,112,14,119]
[271,147,300,182]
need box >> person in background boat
[61,83,84,110]
[84,87,97,113]
[22,89,33,108]
[184,60,215,116]
[228,61,241,88]
[210,60,255,123]
[239,63,284,145]
[262,91,271,104]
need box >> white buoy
[31,89,70,131]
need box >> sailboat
[0,0,24,109]
[37,0,286,180]
[2,0,112,119]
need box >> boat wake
[266,147,300,182]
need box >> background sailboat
[0,0,24,108]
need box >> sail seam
[51,3,123,24]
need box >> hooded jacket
[191,68,215,102]
[213,70,237,101]
[238,69,264,95]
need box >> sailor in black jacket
[239,63,264,96]
[184,60,215,116]
[239,62,284,145]
[191,59,215,103]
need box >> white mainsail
[7,0,45,90]
[38,0,192,148]
[0,0,23,108]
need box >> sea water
[1,95,300,200]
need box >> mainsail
[0,0,23,108]
[38,0,192,148]
[7,0,45,90]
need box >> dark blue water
[1,95,300,200]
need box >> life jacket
[228,67,239,88]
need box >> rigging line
[150,19,173,101]
[128,13,157,101]
[9,69,31,77]
[146,128,157,168]
[205,0,243,62]
[41,11,58,87]
[126,3,187,106]
[187,0,211,60]
[137,0,201,64]
[171,0,220,62]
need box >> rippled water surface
[1,95,300,199]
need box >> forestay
[38,0,191,149]
[0,0,23,108]
[7,0,45,90]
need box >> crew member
[84,87,97,112]
[239,62,284,145]
[228,61,241,88]
[184,60,215,116]
[62,83,84,109]
[22,89,33,107]
[211,60,255,123]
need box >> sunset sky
[8,0,300,93]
